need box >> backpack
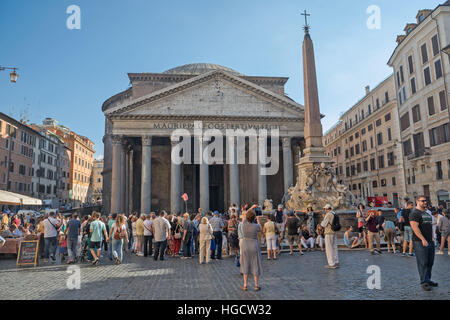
[331,213,341,232]
[113,225,124,240]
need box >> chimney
[365,85,370,95]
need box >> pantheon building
[102,63,305,214]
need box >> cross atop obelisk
[301,10,310,33]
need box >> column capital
[282,137,292,148]
[111,135,123,145]
[142,135,152,147]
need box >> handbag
[210,238,216,251]
[174,225,181,240]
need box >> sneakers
[300,252,304,255]
[376,250,382,255]
[428,281,438,287]
[436,251,444,255]
[401,253,406,257]
[325,265,338,269]
[50,254,56,262]
[421,283,432,291]
[407,253,415,257]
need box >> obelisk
[297,13,333,187]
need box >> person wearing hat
[320,204,339,269]
[209,211,225,260]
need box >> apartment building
[0,113,36,196]
[388,2,450,206]
[42,118,95,207]
[91,159,103,203]
[324,76,407,207]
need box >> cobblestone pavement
[0,250,448,300]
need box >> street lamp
[0,66,19,83]
[442,44,450,56]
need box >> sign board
[182,193,189,202]
[16,240,39,267]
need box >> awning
[0,190,42,206]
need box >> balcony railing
[406,148,431,160]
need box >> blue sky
[0,0,443,157]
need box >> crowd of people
[0,197,448,292]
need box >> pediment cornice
[106,70,304,117]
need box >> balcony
[407,148,431,160]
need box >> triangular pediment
[107,70,304,120]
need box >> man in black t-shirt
[410,196,436,291]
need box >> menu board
[16,240,39,267]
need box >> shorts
[288,235,298,245]
[89,241,101,250]
[358,226,365,233]
[441,230,450,239]
[403,226,413,242]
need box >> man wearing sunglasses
[410,196,437,291]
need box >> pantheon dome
[162,63,244,76]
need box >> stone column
[282,137,293,194]
[124,147,129,214]
[110,135,122,214]
[258,137,267,207]
[199,137,210,213]
[141,136,152,214]
[228,136,239,207]
[171,139,182,214]
[128,148,134,214]
[120,140,127,213]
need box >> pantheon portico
[102,63,305,214]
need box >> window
[421,164,426,173]
[384,113,391,122]
[378,155,385,169]
[421,43,428,64]
[439,90,447,110]
[370,137,374,149]
[437,161,443,180]
[355,132,359,138]
[377,133,383,145]
[388,152,394,166]
[381,179,387,187]
[412,105,421,123]
[19,165,26,175]
[419,14,424,22]
[368,124,373,131]
[355,144,360,155]
[429,123,450,146]
[432,35,440,56]
[388,128,392,141]
[349,135,353,142]
[397,72,401,87]
[424,67,431,85]
[376,98,380,109]
[399,66,404,83]
[361,128,366,135]
[357,162,361,173]
[385,91,389,103]
[368,105,372,114]
[350,147,354,157]
[400,112,409,131]
[411,78,416,95]
[345,149,349,159]
[376,119,382,127]
[408,55,414,74]
[435,59,443,79]
[372,180,378,188]
[403,139,412,156]
[370,158,376,171]
[346,167,350,177]
[428,96,435,115]
[363,160,368,172]
[392,177,396,186]
[362,140,367,152]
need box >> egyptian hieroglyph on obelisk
[285,12,353,211]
